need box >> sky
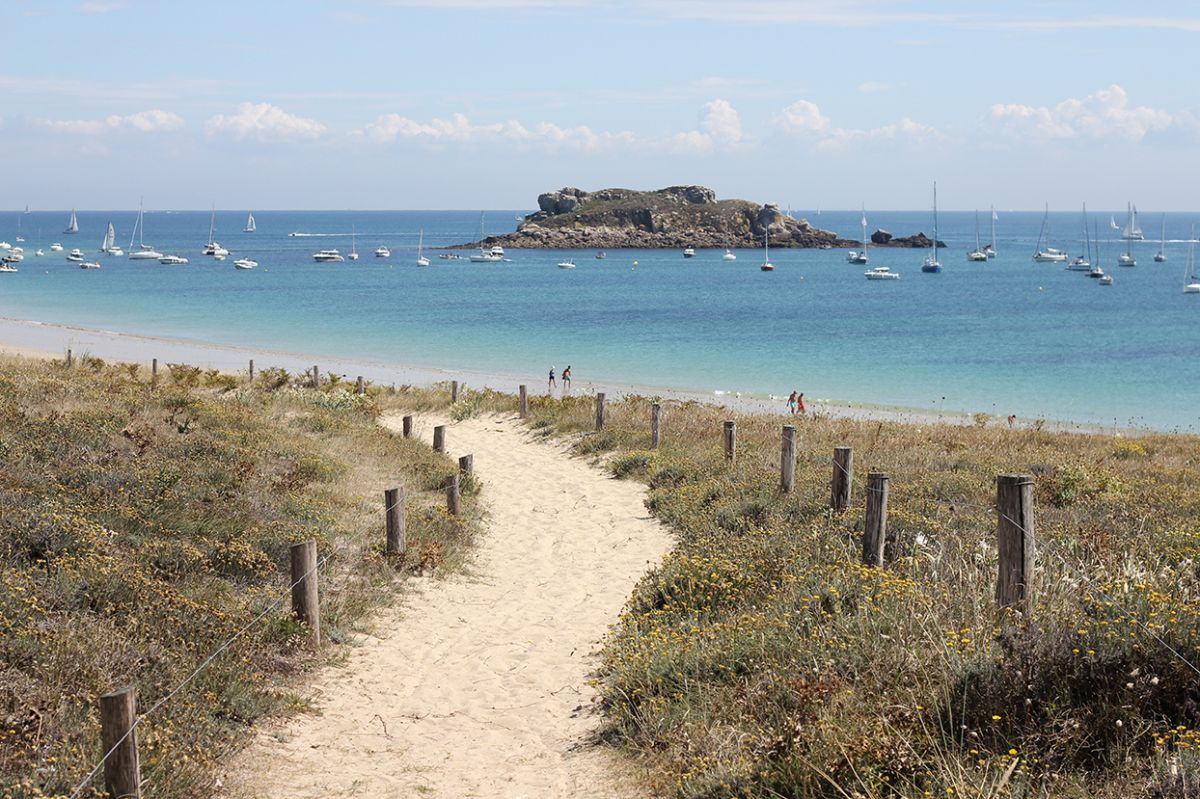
[4,0,1199,210]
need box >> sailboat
[1110,215,1120,232]
[469,212,503,262]
[128,199,164,260]
[984,206,997,258]
[846,205,869,264]
[100,222,124,256]
[1118,203,1137,266]
[63,209,79,235]
[760,228,774,271]
[203,206,229,256]
[1033,204,1068,262]
[416,229,430,267]
[348,225,359,260]
[1185,225,1200,293]
[1154,215,1167,262]
[1068,204,1092,271]
[921,182,942,273]
[15,215,24,243]
[244,212,256,233]
[967,210,988,261]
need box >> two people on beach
[548,365,572,393]
[787,391,806,415]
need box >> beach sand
[230,412,671,798]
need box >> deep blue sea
[1,208,1196,431]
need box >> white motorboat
[0,262,18,273]
[489,245,505,257]
[557,259,576,269]
[66,248,84,262]
[159,254,189,265]
[375,245,391,258]
[865,266,900,280]
[469,251,503,262]
[313,249,344,263]
[1,255,19,266]
[1099,274,1113,285]
[214,254,226,261]
[760,230,774,272]
[722,249,737,261]
[49,243,64,252]
[244,212,256,233]
[1033,204,1069,262]
[848,205,870,264]
[416,229,430,266]
[79,261,101,270]
[233,258,257,269]
[63,209,79,235]
[0,241,9,249]
[34,249,44,257]
[683,247,695,258]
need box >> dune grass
[381,386,1200,798]
[1,357,477,799]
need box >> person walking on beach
[562,365,572,392]
[787,391,797,414]
[797,392,806,415]
[548,367,556,392]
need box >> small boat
[1033,204,1069,262]
[244,212,256,233]
[3,250,22,262]
[596,250,607,260]
[214,254,226,261]
[129,245,164,260]
[722,249,736,261]
[469,251,503,262]
[557,259,576,269]
[49,243,64,252]
[66,248,84,262]
[34,249,44,257]
[848,206,870,264]
[1122,203,1144,240]
[0,262,18,273]
[1154,214,1167,262]
[100,222,124,256]
[489,244,505,257]
[967,210,988,261]
[1099,274,1113,285]
[375,245,390,258]
[760,230,774,271]
[313,249,344,263]
[79,261,101,270]
[986,207,998,258]
[416,229,430,267]
[920,183,942,273]
[233,258,257,269]
[128,201,163,259]
[683,247,695,258]
[0,241,10,250]
[1067,204,1093,270]
[1,255,20,266]
[63,209,79,235]
[1185,225,1200,294]
[203,207,229,256]
[159,254,189,265]
[348,225,359,260]
[865,266,900,280]
[1118,251,1136,267]
[1088,265,1105,279]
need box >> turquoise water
[1,209,1196,431]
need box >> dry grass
[382,386,1200,799]
[1,358,478,799]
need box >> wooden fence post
[385,487,406,555]
[723,420,737,463]
[356,376,365,395]
[595,392,606,432]
[862,472,890,567]
[65,348,72,367]
[446,474,461,516]
[451,380,459,403]
[433,425,446,453]
[780,425,796,493]
[100,686,140,799]
[248,358,255,383]
[996,473,1036,612]
[289,541,320,646]
[151,358,158,384]
[519,385,528,418]
[402,415,413,438]
[831,446,853,512]
[312,365,319,389]
[458,454,473,476]
[651,402,662,449]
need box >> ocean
[1,208,1196,432]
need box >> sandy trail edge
[231,413,671,798]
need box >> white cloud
[815,117,942,150]
[986,85,1171,142]
[35,109,183,135]
[361,111,636,151]
[204,102,326,142]
[78,1,129,13]
[858,81,892,93]
[775,100,830,134]
[699,99,742,145]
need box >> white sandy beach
[231,412,671,798]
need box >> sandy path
[237,413,670,798]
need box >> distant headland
[456,185,942,250]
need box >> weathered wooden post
[65,348,72,367]
[100,686,140,799]
[433,425,446,453]
[384,487,406,555]
[355,376,365,395]
[831,446,853,512]
[518,385,528,418]
[780,425,796,493]
[651,402,662,449]
[862,472,890,567]
[312,365,319,389]
[723,420,737,463]
[402,415,414,438]
[458,454,473,476]
[446,474,461,516]
[996,473,1036,612]
[289,541,320,646]
[451,380,459,403]
[151,358,158,384]
[248,358,255,383]
[595,392,606,432]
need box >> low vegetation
[385,386,1200,798]
[1,357,476,799]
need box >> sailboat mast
[991,205,997,251]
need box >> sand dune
[235,413,671,798]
